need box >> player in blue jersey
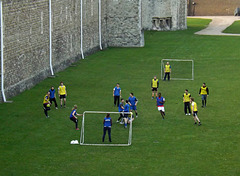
[102,113,112,142]
[156,93,165,119]
[49,86,58,109]
[69,105,82,130]
[116,98,125,123]
[128,93,138,118]
[123,100,132,128]
[113,83,121,107]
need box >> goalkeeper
[102,113,112,142]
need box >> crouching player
[69,105,82,130]
[43,91,51,118]
[156,93,165,119]
[190,98,201,126]
[102,113,112,142]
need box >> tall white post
[99,0,102,50]
[49,0,54,75]
[80,0,84,59]
[0,0,6,102]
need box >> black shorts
[60,95,66,99]
[193,111,198,117]
[152,88,158,91]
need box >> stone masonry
[0,0,186,101]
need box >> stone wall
[188,0,240,16]
[106,0,144,47]
[0,0,187,101]
[142,0,187,31]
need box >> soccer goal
[80,111,133,146]
[161,59,194,80]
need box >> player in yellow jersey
[164,62,171,81]
[58,81,67,108]
[199,83,209,108]
[151,76,159,99]
[190,97,201,126]
[43,91,51,118]
[183,89,191,115]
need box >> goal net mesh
[80,111,132,146]
[161,59,194,80]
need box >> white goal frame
[80,111,133,147]
[161,59,194,80]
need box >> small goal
[161,59,194,80]
[80,111,133,146]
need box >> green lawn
[223,20,240,34]
[1,18,240,176]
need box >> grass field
[1,18,240,176]
[223,20,240,34]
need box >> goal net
[80,111,133,146]
[161,59,194,80]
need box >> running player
[69,105,82,130]
[58,81,67,108]
[128,93,138,118]
[183,89,191,115]
[151,76,159,99]
[156,92,165,119]
[43,91,51,118]
[116,98,125,123]
[190,98,201,126]
[102,113,112,142]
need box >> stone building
[0,0,187,102]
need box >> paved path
[188,16,240,36]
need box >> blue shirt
[70,109,76,118]
[124,104,130,112]
[128,96,138,106]
[118,102,124,112]
[157,97,165,106]
[49,89,55,99]
[103,117,112,127]
[113,87,121,96]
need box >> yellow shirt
[191,102,198,112]
[165,65,171,72]
[200,86,207,95]
[152,79,159,88]
[58,85,66,95]
[43,94,49,104]
[183,93,191,102]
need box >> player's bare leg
[160,110,165,119]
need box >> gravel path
[188,16,240,36]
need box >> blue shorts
[201,95,207,100]
[130,105,137,111]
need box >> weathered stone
[0,0,187,102]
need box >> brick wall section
[188,0,240,16]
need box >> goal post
[161,59,194,80]
[80,111,133,146]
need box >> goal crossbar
[161,59,194,80]
[80,111,133,146]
